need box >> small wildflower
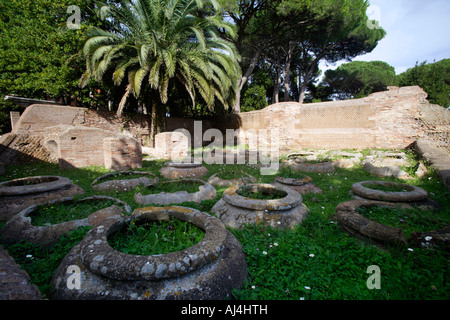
[251,285,256,289]
[263,251,267,255]
[300,297,305,300]
[304,286,311,290]
[274,243,278,246]
[269,244,273,248]
[407,248,414,252]
[425,236,433,241]
[26,254,33,259]
[309,254,315,258]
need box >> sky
[319,0,450,76]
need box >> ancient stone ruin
[0,196,131,247]
[274,175,322,194]
[350,180,438,209]
[212,183,308,229]
[334,200,408,247]
[207,172,257,188]
[134,179,216,205]
[159,161,208,179]
[0,176,84,221]
[51,206,248,300]
[91,171,159,192]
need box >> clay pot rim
[163,161,203,168]
[223,183,302,210]
[91,171,159,187]
[352,181,428,202]
[0,176,73,196]
[80,206,228,281]
[275,176,312,186]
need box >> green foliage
[3,226,92,298]
[1,150,449,300]
[320,61,397,100]
[30,200,118,226]
[357,205,449,239]
[108,218,205,255]
[0,0,112,134]
[397,59,450,107]
[81,0,241,117]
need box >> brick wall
[103,137,142,171]
[216,86,442,152]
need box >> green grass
[237,186,287,199]
[30,200,118,226]
[1,148,449,300]
[364,182,411,192]
[356,205,449,238]
[108,218,205,256]
[138,180,205,196]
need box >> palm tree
[80,0,241,142]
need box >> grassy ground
[0,148,449,300]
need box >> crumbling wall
[1,86,448,168]
[220,86,438,152]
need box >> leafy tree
[81,0,241,142]
[397,59,450,107]
[320,60,396,99]
[278,0,386,103]
[0,0,114,134]
[240,64,273,111]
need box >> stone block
[103,136,142,171]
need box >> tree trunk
[273,68,281,103]
[283,42,294,102]
[233,47,264,113]
[149,96,167,147]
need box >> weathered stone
[350,181,439,210]
[159,161,208,179]
[0,176,84,221]
[281,160,335,173]
[351,181,428,202]
[330,151,364,169]
[92,171,159,192]
[134,179,216,205]
[414,161,428,178]
[415,139,450,189]
[274,176,322,194]
[103,136,142,171]
[50,206,247,300]
[207,172,257,187]
[361,152,412,179]
[334,200,408,246]
[0,196,130,247]
[211,183,308,229]
[0,246,42,300]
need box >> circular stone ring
[0,176,73,196]
[222,183,302,211]
[91,171,159,192]
[79,206,228,281]
[351,181,428,202]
